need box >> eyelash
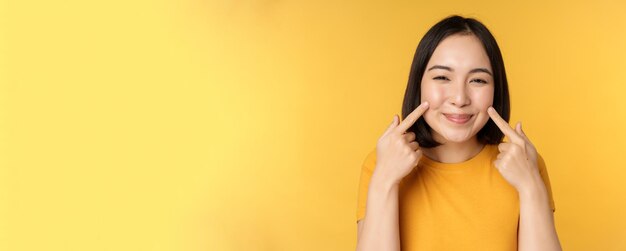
[471,79,488,84]
[433,76,488,84]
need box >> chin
[437,129,476,144]
[441,134,473,143]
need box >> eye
[433,76,450,81]
[470,78,488,84]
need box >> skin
[356,34,562,251]
[419,34,494,163]
[488,108,562,251]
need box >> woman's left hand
[487,107,542,194]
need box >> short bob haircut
[402,15,510,148]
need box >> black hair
[402,15,510,148]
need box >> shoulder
[534,151,556,212]
[481,143,500,163]
[360,149,377,173]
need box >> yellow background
[2,0,625,250]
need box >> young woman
[355,16,562,251]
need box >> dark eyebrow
[469,68,493,76]
[428,65,493,76]
[427,65,453,72]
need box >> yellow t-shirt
[356,144,555,251]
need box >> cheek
[420,84,445,124]
[420,84,445,108]
[471,87,494,108]
[471,88,494,126]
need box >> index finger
[396,102,429,133]
[487,107,524,144]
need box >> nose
[449,81,470,107]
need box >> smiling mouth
[443,113,473,124]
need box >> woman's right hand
[373,102,430,187]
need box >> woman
[355,16,562,251]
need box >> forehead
[426,34,492,71]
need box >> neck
[421,135,485,164]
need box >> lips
[443,113,473,124]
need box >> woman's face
[420,34,494,144]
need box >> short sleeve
[537,153,556,213]
[356,149,377,223]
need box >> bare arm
[355,103,429,251]
[487,108,562,251]
[356,175,401,251]
[518,174,562,251]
